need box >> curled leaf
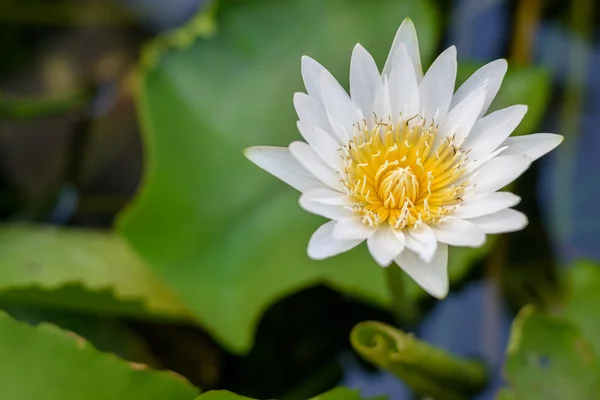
[351,321,487,399]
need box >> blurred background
[0,0,597,399]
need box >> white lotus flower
[244,18,562,299]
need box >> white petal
[405,223,437,262]
[467,208,528,234]
[321,72,363,141]
[437,86,486,144]
[296,120,342,168]
[383,18,423,82]
[394,244,449,299]
[464,105,528,161]
[293,92,335,139]
[501,133,564,161]
[465,145,508,173]
[388,43,420,122]
[371,75,392,126]
[431,217,486,247]
[299,195,353,220]
[289,141,343,190]
[308,221,363,260]
[244,146,325,193]
[301,56,327,105]
[350,44,382,117]
[452,192,521,219]
[333,216,377,240]
[301,188,354,206]
[367,224,405,267]
[419,46,457,124]
[392,228,406,248]
[451,59,508,118]
[471,155,532,194]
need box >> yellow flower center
[341,118,469,229]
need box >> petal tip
[368,247,395,268]
[242,146,263,160]
[400,16,416,29]
[521,212,530,229]
[301,55,320,70]
[307,249,328,261]
[495,58,508,70]
[288,140,305,152]
[375,259,394,268]
[420,247,436,263]
[475,235,487,248]
[353,42,366,52]
[516,104,528,113]
[431,285,449,299]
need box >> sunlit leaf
[495,389,517,400]
[0,311,200,399]
[310,387,387,400]
[120,0,441,353]
[194,387,379,400]
[195,390,253,400]
[0,224,189,319]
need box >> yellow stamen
[342,118,468,229]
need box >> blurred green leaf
[310,387,378,400]
[0,224,190,320]
[0,311,200,399]
[120,0,441,353]
[3,304,160,366]
[0,91,90,120]
[350,321,487,400]
[495,389,517,400]
[195,390,253,400]
[563,261,600,354]
[457,64,551,135]
[195,387,378,400]
[494,67,550,135]
[503,306,600,399]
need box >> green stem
[389,365,471,400]
[390,333,487,392]
[280,361,341,400]
[0,91,90,120]
[351,321,488,398]
[385,266,419,325]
